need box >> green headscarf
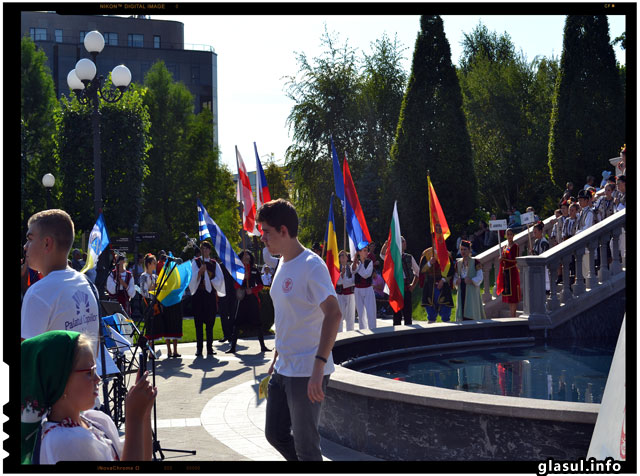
[21,330,80,464]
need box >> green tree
[548,15,624,189]
[141,60,238,251]
[458,23,560,216]
[263,159,291,202]
[21,35,58,230]
[387,15,477,257]
[54,82,150,234]
[284,27,407,247]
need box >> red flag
[236,146,259,236]
[427,175,451,275]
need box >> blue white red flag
[197,199,245,285]
[254,142,271,209]
[343,154,371,259]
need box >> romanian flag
[427,175,451,276]
[81,213,109,275]
[236,146,259,236]
[382,202,404,312]
[324,197,340,287]
[343,154,371,259]
[153,254,192,307]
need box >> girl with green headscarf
[21,330,157,464]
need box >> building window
[153,35,161,49]
[104,32,118,46]
[201,100,212,112]
[128,34,143,48]
[30,28,47,41]
[55,29,63,43]
[191,65,200,84]
[79,31,86,43]
[166,63,178,79]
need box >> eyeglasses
[74,365,101,384]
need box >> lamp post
[67,30,132,217]
[42,173,55,209]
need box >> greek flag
[197,199,245,285]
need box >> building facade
[21,11,218,147]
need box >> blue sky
[150,14,626,173]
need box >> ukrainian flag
[153,255,192,307]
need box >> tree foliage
[54,82,150,234]
[387,15,478,257]
[141,60,239,253]
[548,15,625,189]
[263,159,291,202]
[284,26,406,247]
[21,36,58,231]
[458,23,559,217]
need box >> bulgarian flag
[427,174,451,275]
[382,201,404,312]
[324,197,340,287]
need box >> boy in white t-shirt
[257,199,342,461]
[21,209,100,353]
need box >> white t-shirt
[270,248,337,377]
[21,268,100,353]
[39,410,123,463]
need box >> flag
[382,202,404,312]
[81,213,109,275]
[254,142,271,208]
[324,197,340,287]
[343,154,371,259]
[198,199,245,286]
[330,137,345,207]
[236,146,259,236]
[427,175,451,276]
[154,253,192,307]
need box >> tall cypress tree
[548,15,624,189]
[386,15,477,257]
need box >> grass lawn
[144,317,223,345]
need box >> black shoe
[218,338,227,343]
[260,346,271,352]
[224,347,236,354]
[207,348,216,356]
[195,351,203,357]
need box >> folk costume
[454,244,485,321]
[532,232,550,292]
[497,242,521,304]
[419,247,454,323]
[106,265,135,317]
[139,271,165,341]
[227,259,269,353]
[188,256,225,356]
[353,257,377,330]
[336,263,356,332]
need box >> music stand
[138,257,197,460]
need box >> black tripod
[135,256,196,460]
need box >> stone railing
[475,210,626,322]
[518,209,625,329]
[475,215,556,317]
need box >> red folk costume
[497,242,521,304]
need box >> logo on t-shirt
[282,278,293,293]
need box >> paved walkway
[113,317,392,461]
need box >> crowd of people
[19,144,626,463]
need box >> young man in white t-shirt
[257,199,342,461]
[21,209,100,353]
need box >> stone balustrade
[475,209,626,326]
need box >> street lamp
[42,173,55,209]
[66,30,132,217]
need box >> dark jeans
[192,289,216,352]
[265,371,330,461]
[393,286,413,325]
[218,296,237,340]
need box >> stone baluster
[573,248,586,297]
[560,254,573,304]
[598,235,610,283]
[610,228,622,275]
[481,259,492,303]
[586,240,599,290]
[546,259,560,311]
